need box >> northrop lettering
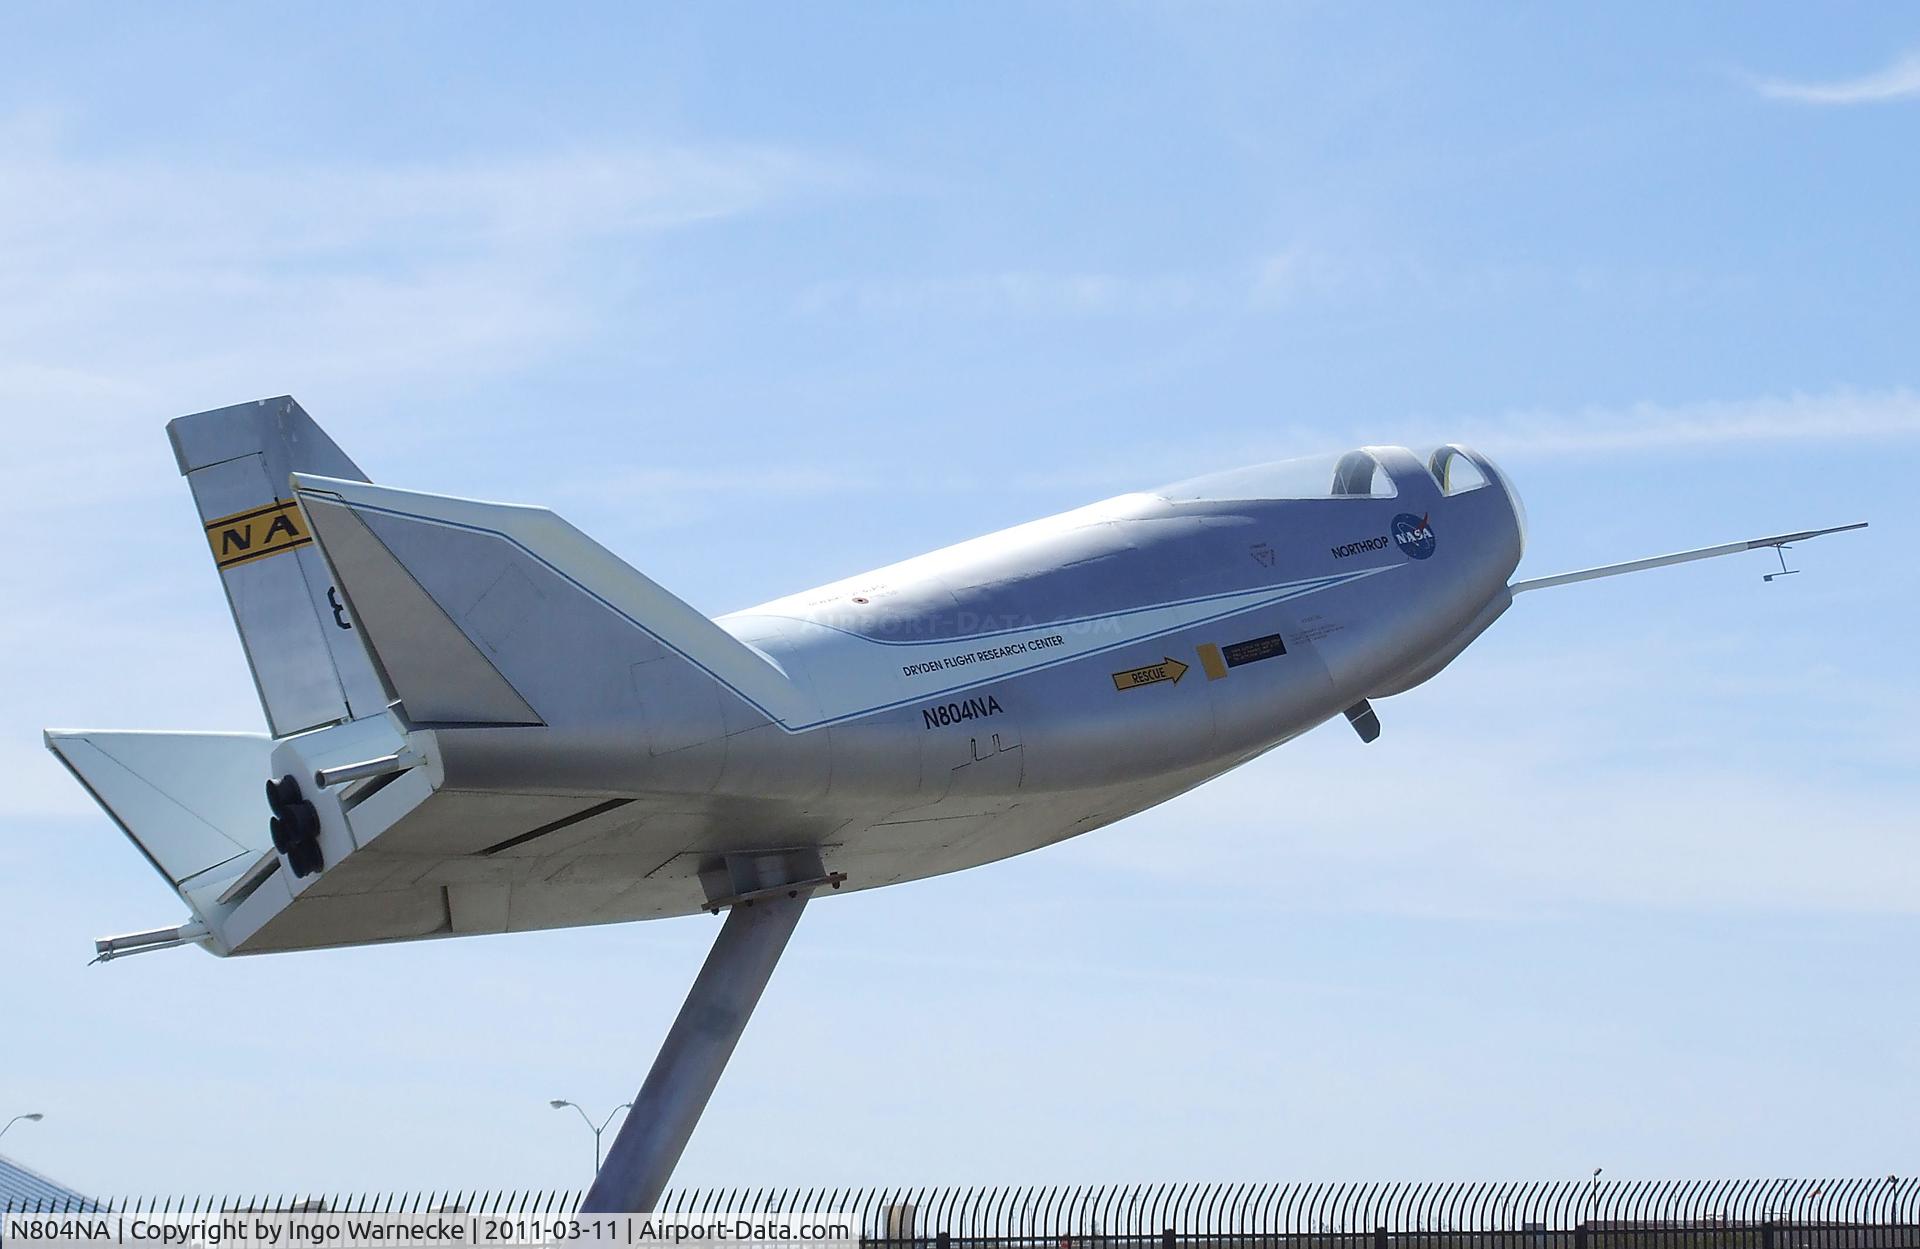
[1332,535,1389,558]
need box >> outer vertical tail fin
[44,729,270,887]
[168,397,391,736]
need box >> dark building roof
[0,1152,96,1211]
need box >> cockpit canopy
[1157,445,1495,503]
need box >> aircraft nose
[1483,455,1528,558]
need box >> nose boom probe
[1509,522,1867,595]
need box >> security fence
[5,1181,1916,1246]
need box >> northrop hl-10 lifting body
[47,398,1863,1208]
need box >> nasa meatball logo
[1391,512,1436,560]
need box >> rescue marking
[1197,643,1228,680]
[1112,657,1188,691]
[923,694,1004,730]
[1222,632,1288,667]
[205,499,312,570]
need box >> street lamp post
[550,1101,632,1175]
[0,1113,45,1143]
[1589,1168,1603,1228]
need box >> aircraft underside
[51,708,1254,956]
[251,767,1224,953]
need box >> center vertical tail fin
[168,397,391,736]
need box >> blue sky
[2,3,1917,1196]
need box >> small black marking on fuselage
[1222,633,1288,667]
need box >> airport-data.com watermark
[2,1214,860,1249]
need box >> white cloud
[919,386,1920,497]
[602,384,1920,515]
[1249,245,1423,304]
[797,270,1202,319]
[0,122,846,513]
[1751,51,1920,104]
[1453,386,1920,459]
[0,139,829,271]
[552,463,866,533]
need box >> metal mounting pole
[581,888,812,1213]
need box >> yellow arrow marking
[1111,657,1189,691]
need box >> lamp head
[23,1114,43,1122]
[549,1100,570,1111]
